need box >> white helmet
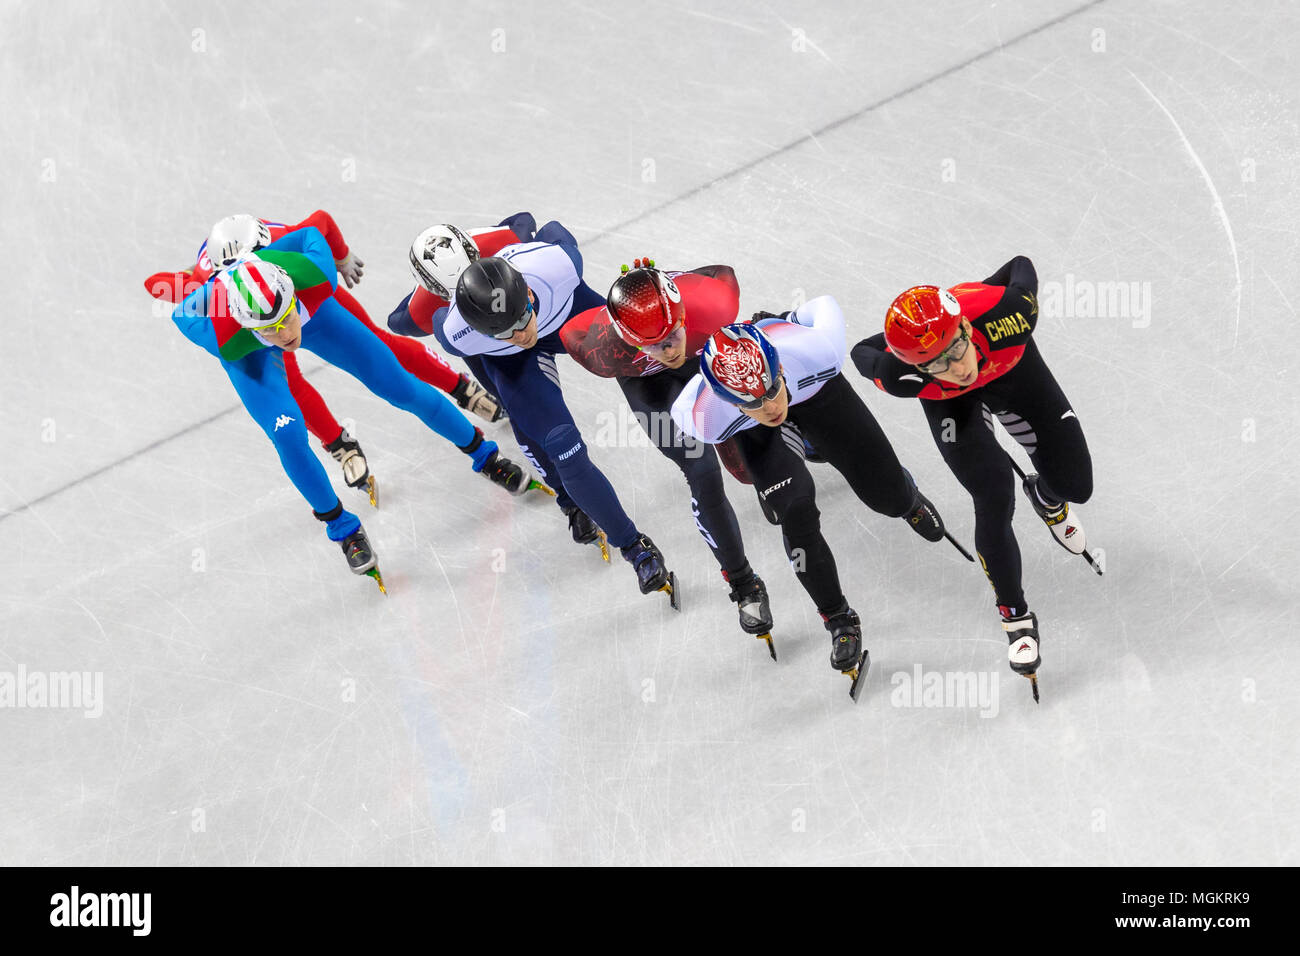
[207,214,272,270]
[217,255,297,330]
[409,224,480,298]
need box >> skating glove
[336,251,365,288]
[750,310,793,323]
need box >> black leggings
[619,369,748,575]
[734,373,913,615]
[921,339,1092,610]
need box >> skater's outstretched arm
[260,227,338,292]
[981,255,1037,294]
[685,264,739,297]
[559,305,643,378]
[782,294,846,344]
[495,212,536,242]
[849,334,928,398]
[533,220,582,275]
[291,210,350,262]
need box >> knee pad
[544,424,589,473]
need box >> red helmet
[607,260,685,348]
[884,285,964,365]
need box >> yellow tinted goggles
[258,294,298,333]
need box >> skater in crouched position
[850,255,1096,698]
[169,226,533,591]
[671,298,958,699]
[146,211,505,506]
[425,219,678,605]
[563,259,776,654]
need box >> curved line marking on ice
[1131,73,1243,347]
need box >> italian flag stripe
[232,264,275,314]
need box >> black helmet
[455,257,532,338]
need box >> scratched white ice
[1,0,1297,865]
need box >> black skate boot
[723,563,776,660]
[462,427,552,497]
[451,373,506,423]
[1002,610,1041,702]
[339,527,386,594]
[821,602,868,701]
[325,428,377,508]
[479,449,528,495]
[620,533,678,609]
[563,504,609,561]
[901,468,944,542]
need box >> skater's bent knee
[544,424,588,470]
[779,494,821,536]
[1064,466,1093,504]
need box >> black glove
[750,309,793,323]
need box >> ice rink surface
[2,0,1298,865]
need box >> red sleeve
[288,211,349,261]
[403,226,523,334]
[677,273,741,356]
[144,269,197,303]
[470,227,522,258]
[407,285,447,336]
[560,306,648,378]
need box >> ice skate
[1003,610,1041,702]
[902,469,972,560]
[326,428,377,508]
[1021,473,1100,575]
[723,564,775,660]
[463,427,553,497]
[822,603,868,701]
[563,504,609,561]
[451,373,506,423]
[339,527,386,594]
[620,533,678,609]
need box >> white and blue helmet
[701,323,782,407]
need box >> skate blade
[659,571,679,611]
[366,475,379,509]
[528,479,557,497]
[845,651,870,702]
[756,632,777,662]
[1026,672,1039,703]
[1082,548,1104,576]
[366,567,387,595]
[944,530,975,562]
[595,530,610,563]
